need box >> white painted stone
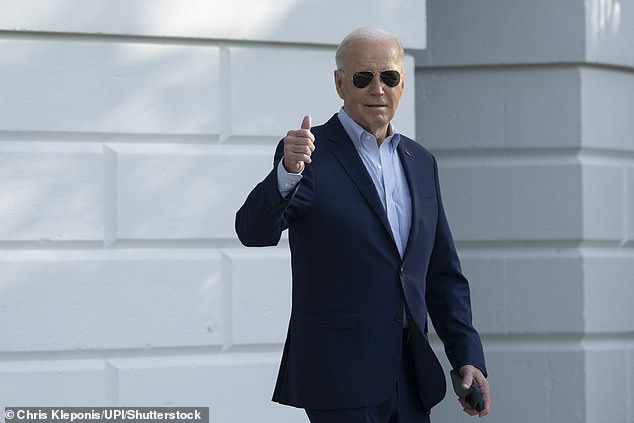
[547,350,587,423]
[581,67,634,152]
[227,46,341,138]
[583,256,634,332]
[461,255,586,335]
[459,257,507,334]
[113,145,272,240]
[439,163,582,241]
[0,360,110,405]
[0,253,223,351]
[490,348,585,423]
[415,2,634,423]
[109,353,305,422]
[228,47,416,140]
[623,165,634,245]
[506,257,584,333]
[0,39,220,134]
[222,249,291,347]
[0,0,427,49]
[415,0,585,67]
[504,68,581,148]
[417,68,581,151]
[581,164,623,241]
[417,70,506,150]
[586,0,634,68]
[0,2,631,422]
[585,348,629,423]
[433,347,586,423]
[0,149,103,241]
[630,347,634,420]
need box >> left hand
[458,364,491,417]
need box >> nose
[368,75,385,95]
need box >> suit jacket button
[395,315,403,323]
[399,267,405,277]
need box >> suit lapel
[324,117,393,240]
[398,141,422,259]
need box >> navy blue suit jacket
[235,114,486,411]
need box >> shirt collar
[337,107,400,150]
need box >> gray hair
[335,27,405,70]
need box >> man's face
[335,38,405,140]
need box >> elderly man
[236,27,490,422]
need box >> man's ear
[334,70,345,100]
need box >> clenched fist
[283,115,315,174]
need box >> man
[235,27,490,422]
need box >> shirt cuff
[277,159,303,197]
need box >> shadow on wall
[0,2,416,419]
[0,0,364,247]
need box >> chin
[369,117,390,128]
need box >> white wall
[0,1,424,422]
[8,2,632,422]
[416,1,634,422]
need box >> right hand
[458,365,491,417]
[283,115,315,174]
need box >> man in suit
[235,27,490,422]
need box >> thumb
[462,374,474,389]
[301,114,312,130]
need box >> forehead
[341,38,402,71]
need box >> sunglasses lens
[352,72,374,88]
[380,71,400,87]
[351,71,401,88]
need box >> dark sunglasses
[351,70,401,88]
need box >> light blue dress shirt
[337,108,412,257]
[277,108,412,257]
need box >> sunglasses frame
[344,70,402,89]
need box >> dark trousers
[305,330,431,423]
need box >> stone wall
[416,1,634,422]
[0,1,423,422]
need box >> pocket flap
[301,311,360,328]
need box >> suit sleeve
[425,156,488,376]
[234,140,288,246]
[235,140,312,247]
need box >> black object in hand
[450,370,484,412]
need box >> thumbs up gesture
[283,115,315,174]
